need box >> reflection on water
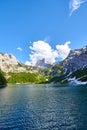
[0,84,87,130]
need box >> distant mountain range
[0,45,87,85]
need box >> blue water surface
[0,84,87,130]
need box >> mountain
[35,58,51,68]
[0,53,26,73]
[0,45,87,85]
[0,52,49,84]
[50,46,87,84]
[63,46,87,73]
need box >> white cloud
[69,0,86,16]
[17,47,23,51]
[25,40,71,66]
[56,41,71,59]
[25,61,32,66]
[29,41,58,65]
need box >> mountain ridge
[50,45,87,84]
[0,45,87,84]
[63,45,87,73]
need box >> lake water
[0,84,87,130]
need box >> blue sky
[0,0,87,65]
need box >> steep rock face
[35,58,51,68]
[0,53,18,65]
[63,46,87,73]
[0,53,26,72]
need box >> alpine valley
[0,45,87,85]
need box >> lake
[0,84,87,130]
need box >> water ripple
[0,84,87,129]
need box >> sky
[0,0,87,65]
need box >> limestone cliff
[0,53,26,73]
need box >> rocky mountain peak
[0,53,26,73]
[63,45,87,73]
[0,53,18,65]
[35,58,51,68]
[68,45,87,58]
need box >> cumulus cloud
[56,41,71,59]
[69,0,86,16]
[17,47,23,51]
[29,41,58,65]
[25,40,71,66]
[25,61,32,66]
